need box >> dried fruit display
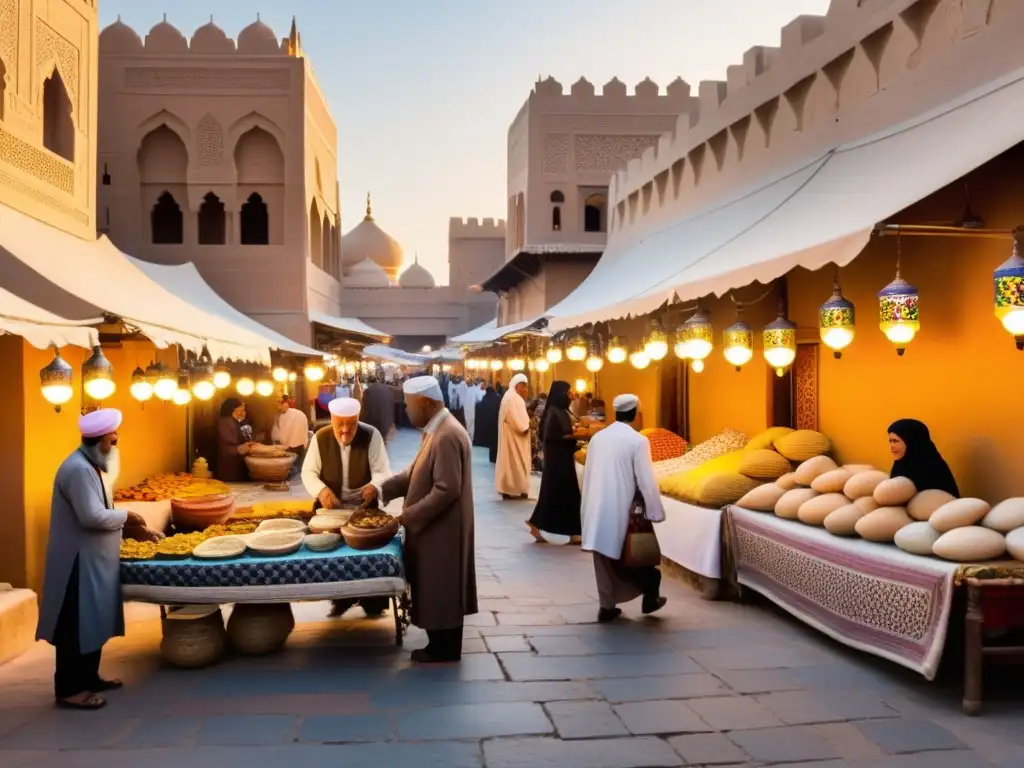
[114,473,229,502]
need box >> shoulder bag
[620,489,661,567]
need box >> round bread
[855,507,912,542]
[873,477,917,507]
[737,483,788,512]
[793,456,838,487]
[797,493,850,526]
[930,498,991,533]
[894,522,942,556]
[982,499,1024,533]
[824,504,869,535]
[932,526,1006,562]
[304,532,342,552]
[774,430,831,462]
[1005,527,1024,561]
[842,464,876,475]
[255,518,308,534]
[776,472,800,491]
[907,489,955,522]
[853,496,880,514]
[775,488,819,520]
[738,449,791,480]
[844,470,889,500]
[811,469,853,494]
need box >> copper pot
[171,493,236,531]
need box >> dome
[345,258,393,288]
[145,18,188,53]
[191,19,235,53]
[398,257,436,289]
[100,18,144,53]
[341,193,404,280]
[237,17,281,54]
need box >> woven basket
[244,455,297,483]
[160,606,227,668]
[226,603,294,655]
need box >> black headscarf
[220,398,242,418]
[542,380,572,439]
[888,419,959,497]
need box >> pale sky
[100,0,830,284]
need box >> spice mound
[348,513,395,530]
[120,539,157,560]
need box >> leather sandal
[56,693,106,710]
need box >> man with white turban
[495,373,531,500]
[381,376,477,662]
[302,396,392,617]
[37,409,155,710]
[581,394,667,623]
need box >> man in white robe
[464,379,484,441]
[495,373,531,500]
[581,394,667,622]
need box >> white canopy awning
[129,259,324,358]
[361,344,429,367]
[0,287,99,350]
[309,311,390,341]
[450,316,545,345]
[547,65,1024,330]
[0,204,271,362]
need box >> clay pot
[171,493,236,531]
[244,455,297,483]
[340,517,401,551]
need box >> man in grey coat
[37,408,151,710]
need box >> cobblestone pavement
[2,429,1023,767]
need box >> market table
[121,537,410,645]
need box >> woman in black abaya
[527,381,582,545]
[474,386,502,463]
[887,418,960,497]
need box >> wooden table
[963,576,1024,715]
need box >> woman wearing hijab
[217,398,254,481]
[527,381,582,545]
[887,418,960,497]
[474,386,502,462]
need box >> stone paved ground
[2,429,1024,767]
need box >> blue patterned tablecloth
[120,537,404,589]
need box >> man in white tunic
[495,373,531,500]
[464,379,484,441]
[271,394,310,476]
[581,394,667,623]
[302,396,391,617]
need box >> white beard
[101,446,120,503]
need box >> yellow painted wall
[13,340,186,591]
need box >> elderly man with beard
[37,409,157,710]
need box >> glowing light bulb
[192,380,216,401]
[130,380,153,402]
[256,379,274,397]
[236,377,255,396]
[566,337,587,362]
[629,350,650,370]
[172,388,192,406]
[546,347,563,364]
[585,354,604,373]
[690,359,705,373]
[154,374,178,401]
[272,366,289,382]
[213,369,231,389]
[304,363,325,381]
[534,358,549,373]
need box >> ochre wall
[15,341,186,591]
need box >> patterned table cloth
[727,506,958,680]
[120,538,406,605]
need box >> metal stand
[392,590,411,645]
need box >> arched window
[151,191,183,244]
[240,192,269,245]
[309,200,322,267]
[42,69,74,161]
[198,192,226,245]
[584,193,606,233]
[552,206,561,231]
[549,190,565,203]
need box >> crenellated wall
[448,216,506,293]
[608,0,1024,245]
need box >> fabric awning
[450,316,545,345]
[0,287,99,350]
[547,65,1024,331]
[129,259,324,358]
[361,344,430,366]
[309,311,390,341]
[0,204,271,362]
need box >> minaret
[287,15,302,57]
[364,191,374,222]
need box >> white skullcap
[403,376,444,402]
[79,408,123,438]
[510,373,528,389]
[328,397,361,418]
[613,394,639,412]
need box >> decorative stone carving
[573,134,660,173]
[0,126,75,194]
[0,168,88,224]
[543,133,568,174]
[35,19,80,105]
[794,342,819,431]
[0,0,17,80]
[124,68,290,90]
[546,113,678,134]
[196,113,224,167]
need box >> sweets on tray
[114,473,229,502]
[120,539,158,560]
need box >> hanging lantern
[490,358,504,372]
[272,366,288,383]
[762,310,797,377]
[629,347,651,370]
[683,310,714,365]
[574,378,588,393]
[130,367,153,402]
[585,342,604,373]
[256,369,274,397]
[878,272,919,356]
[566,335,587,362]
[82,345,115,401]
[466,359,477,371]
[236,376,255,396]
[606,336,627,364]
[152,363,178,401]
[304,361,326,381]
[534,357,550,373]
[213,361,232,389]
[172,373,192,406]
[994,240,1024,349]
[546,345,563,364]
[819,278,856,358]
[344,361,357,376]
[643,320,669,361]
[289,371,298,382]
[723,320,753,370]
[191,360,216,401]
[40,348,74,412]
[690,359,705,374]
[508,357,526,372]
[673,324,691,360]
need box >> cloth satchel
[621,490,661,567]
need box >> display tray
[120,536,403,589]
